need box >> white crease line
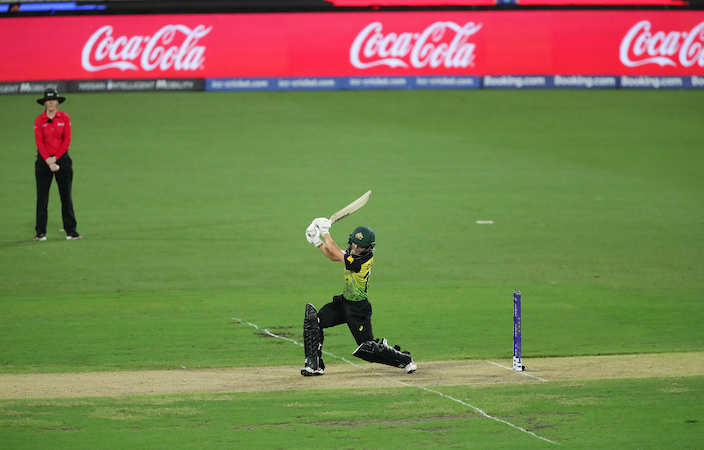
[235,319,364,367]
[486,360,549,382]
[233,318,559,444]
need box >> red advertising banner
[1,11,703,82]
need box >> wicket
[513,290,523,371]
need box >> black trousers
[35,153,77,235]
[318,295,374,345]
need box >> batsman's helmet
[348,226,375,253]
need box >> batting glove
[305,222,318,244]
[314,217,332,236]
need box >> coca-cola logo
[350,21,482,70]
[620,20,704,68]
[81,24,212,72]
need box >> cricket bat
[329,190,372,225]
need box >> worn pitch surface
[1,352,701,399]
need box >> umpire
[33,88,81,241]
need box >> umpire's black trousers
[35,153,77,235]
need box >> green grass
[1,89,703,448]
[2,90,703,370]
[1,377,702,449]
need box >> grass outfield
[1,375,702,449]
[1,89,703,448]
[1,376,702,449]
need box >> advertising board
[1,11,702,89]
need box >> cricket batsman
[302,218,417,376]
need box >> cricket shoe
[301,366,325,376]
[390,341,416,373]
[66,232,82,240]
[405,360,417,374]
[34,233,46,241]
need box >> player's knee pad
[303,303,323,368]
[353,338,413,368]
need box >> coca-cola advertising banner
[1,11,703,83]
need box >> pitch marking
[486,360,549,382]
[233,317,559,445]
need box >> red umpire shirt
[34,110,71,160]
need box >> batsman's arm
[319,233,345,262]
